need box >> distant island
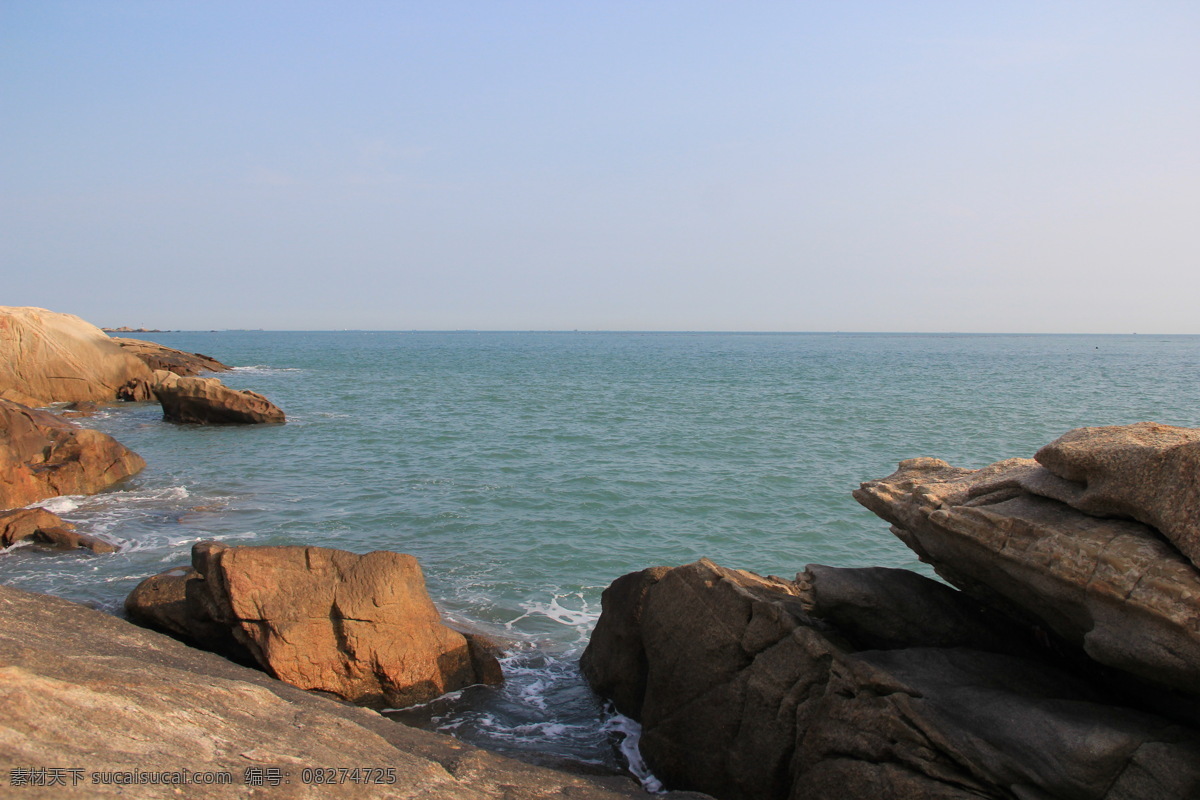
[102,326,169,333]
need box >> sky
[2,1,1198,332]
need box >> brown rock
[156,376,285,424]
[110,336,231,376]
[583,559,1200,800]
[854,457,1200,699]
[0,399,145,510]
[1,583,678,800]
[126,542,503,708]
[0,306,153,405]
[1026,422,1200,569]
[0,507,117,553]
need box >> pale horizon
[4,2,1198,334]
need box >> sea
[3,331,1199,777]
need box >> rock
[582,559,1200,800]
[0,398,145,510]
[126,542,504,708]
[1024,422,1200,570]
[854,456,1200,700]
[156,376,285,424]
[0,507,117,553]
[117,368,183,403]
[110,336,231,376]
[0,306,153,406]
[60,400,101,418]
[1,583,685,800]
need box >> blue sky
[3,1,1197,331]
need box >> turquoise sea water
[4,331,1200,771]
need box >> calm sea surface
[4,331,1199,770]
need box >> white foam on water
[231,365,303,374]
[602,711,664,793]
[32,496,80,514]
[507,591,601,645]
[0,539,36,555]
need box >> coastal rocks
[0,306,153,406]
[582,559,1200,800]
[110,336,231,376]
[0,399,145,510]
[156,376,285,424]
[0,583,679,800]
[125,542,503,708]
[0,507,117,553]
[1027,422,1200,569]
[853,454,1200,699]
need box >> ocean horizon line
[112,328,1197,337]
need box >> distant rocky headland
[3,304,1200,798]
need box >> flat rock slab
[854,456,1200,700]
[0,583,678,800]
[110,336,231,376]
[1029,422,1200,569]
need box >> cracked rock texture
[1,583,705,800]
[582,559,1200,800]
[0,306,153,406]
[854,453,1200,699]
[0,398,145,510]
[126,542,502,708]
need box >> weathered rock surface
[0,306,153,406]
[582,559,1200,800]
[126,542,503,708]
[110,336,231,376]
[156,376,285,424]
[854,455,1200,699]
[0,507,117,553]
[1,583,696,800]
[1026,422,1200,570]
[0,399,145,510]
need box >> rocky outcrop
[0,306,153,406]
[156,376,285,424]
[853,454,1200,701]
[0,507,117,552]
[126,542,503,708]
[1026,422,1200,569]
[0,399,145,510]
[582,559,1200,800]
[1,583,694,800]
[110,336,231,376]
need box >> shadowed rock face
[582,559,1200,800]
[1,583,690,800]
[0,306,153,406]
[126,542,503,709]
[156,376,285,424]
[109,336,231,376]
[0,399,145,510]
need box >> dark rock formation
[0,306,154,406]
[582,559,1200,800]
[156,376,285,424]
[1,583,700,800]
[0,507,117,553]
[0,398,145,510]
[126,542,503,708]
[110,336,231,376]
